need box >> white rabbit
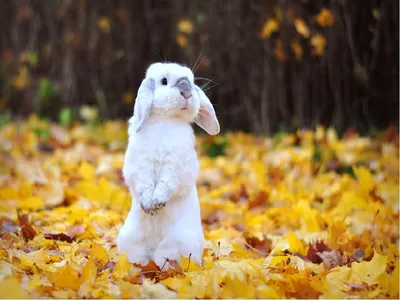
[117,62,220,268]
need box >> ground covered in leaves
[0,116,399,299]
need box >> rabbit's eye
[161,78,168,85]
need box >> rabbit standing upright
[117,62,220,268]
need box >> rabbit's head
[131,62,220,135]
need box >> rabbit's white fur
[117,62,219,268]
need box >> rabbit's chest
[126,123,199,187]
[153,145,198,176]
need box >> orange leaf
[134,260,160,279]
[176,33,189,48]
[315,8,335,27]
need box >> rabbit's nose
[180,91,192,99]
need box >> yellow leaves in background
[316,8,335,27]
[176,18,193,48]
[78,161,95,181]
[294,18,310,38]
[354,166,375,196]
[260,5,282,40]
[270,232,306,255]
[79,105,99,122]
[291,40,303,60]
[311,33,327,56]
[97,16,111,33]
[178,19,193,34]
[260,18,279,39]
[12,67,30,90]
[18,195,45,211]
[260,6,335,59]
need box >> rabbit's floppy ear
[131,78,155,132]
[194,85,220,135]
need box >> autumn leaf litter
[0,116,398,298]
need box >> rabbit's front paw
[140,198,166,215]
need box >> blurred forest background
[0,0,398,134]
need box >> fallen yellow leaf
[0,276,30,298]
[0,118,398,299]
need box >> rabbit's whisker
[200,77,217,90]
[195,77,218,87]
[193,55,206,75]
[191,49,203,73]
[202,84,219,93]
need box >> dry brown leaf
[44,232,74,243]
[18,212,36,241]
